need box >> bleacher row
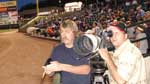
[25,1,150,52]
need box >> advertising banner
[0,1,16,7]
[0,1,18,25]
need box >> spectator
[126,21,136,41]
[43,19,91,84]
[85,21,100,35]
[136,5,145,18]
[135,26,148,55]
[98,22,147,84]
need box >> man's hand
[46,61,63,72]
[42,66,54,76]
[98,48,111,61]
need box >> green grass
[0,29,17,33]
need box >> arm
[61,63,90,75]
[135,34,141,48]
[99,49,126,84]
[106,57,126,84]
[45,61,91,75]
[135,41,140,48]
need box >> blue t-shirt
[51,43,91,84]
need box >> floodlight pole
[36,0,39,15]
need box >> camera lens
[73,34,101,57]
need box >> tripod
[89,55,109,84]
[91,69,109,84]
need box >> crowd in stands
[26,0,150,54]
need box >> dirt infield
[0,31,58,84]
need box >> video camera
[73,30,114,84]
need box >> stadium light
[59,0,61,7]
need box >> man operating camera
[98,22,147,84]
